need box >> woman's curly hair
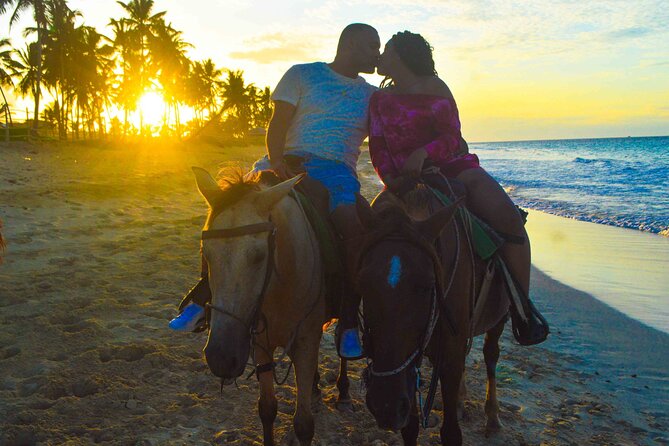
[381,31,437,87]
[392,31,437,76]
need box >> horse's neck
[270,194,320,290]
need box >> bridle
[360,232,445,379]
[358,214,460,428]
[201,219,277,335]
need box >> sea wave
[573,157,613,166]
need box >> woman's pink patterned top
[368,90,463,181]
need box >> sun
[137,91,166,127]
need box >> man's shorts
[252,151,360,212]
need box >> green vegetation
[0,0,272,141]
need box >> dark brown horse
[356,188,509,446]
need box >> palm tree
[1,0,47,133]
[116,0,166,132]
[1,38,20,125]
[149,19,190,136]
[1,38,21,141]
[108,17,139,136]
[255,86,273,128]
[41,0,79,138]
[13,42,40,108]
[219,69,256,137]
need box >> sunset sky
[2,0,668,142]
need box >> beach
[1,141,667,445]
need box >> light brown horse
[192,168,351,446]
[357,188,509,446]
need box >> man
[170,23,380,359]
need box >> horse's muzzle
[366,379,413,431]
[203,325,250,379]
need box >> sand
[0,141,667,445]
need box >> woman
[369,31,547,345]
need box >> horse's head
[193,167,302,379]
[356,196,459,431]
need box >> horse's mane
[208,167,262,215]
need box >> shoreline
[525,209,669,334]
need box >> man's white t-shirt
[271,62,377,171]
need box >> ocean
[470,136,668,236]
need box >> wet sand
[0,141,667,445]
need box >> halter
[201,219,277,335]
[358,226,448,375]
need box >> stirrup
[178,277,211,311]
[511,299,549,346]
[335,325,365,360]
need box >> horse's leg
[257,348,277,446]
[483,317,506,436]
[291,335,320,446]
[312,369,321,402]
[335,358,352,411]
[457,369,468,421]
[400,397,419,446]
[440,343,466,446]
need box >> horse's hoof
[484,418,503,437]
[457,404,469,422]
[311,397,323,413]
[335,398,353,412]
[280,429,300,446]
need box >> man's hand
[401,148,428,179]
[269,158,295,181]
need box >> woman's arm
[421,77,464,162]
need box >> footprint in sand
[71,378,100,397]
[99,344,154,362]
[0,346,21,360]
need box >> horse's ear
[356,194,376,230]
[192,166,223,207]
[415,198,463,242]
[254,173,305,211]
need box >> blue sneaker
[169,303,206,332]
[339,328,363,359]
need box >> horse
[192,167,352,446]
[355,187,510,446]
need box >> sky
[2,0,668,142]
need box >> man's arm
[266,100,296,180]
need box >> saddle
[391,171,548,346]
[256,156,345,319]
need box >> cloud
[229,32,327,64]
[230,46,317,64]
[607,27,653,39]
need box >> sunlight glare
[138,91,166,127]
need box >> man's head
[335,23,380,74]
